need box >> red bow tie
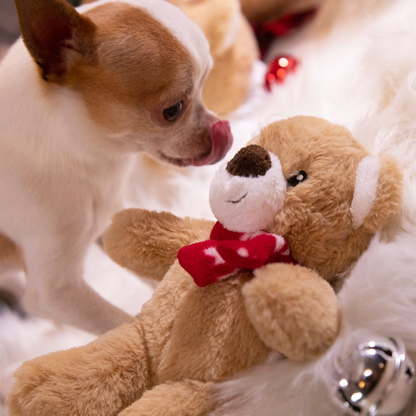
[177,222,296,287]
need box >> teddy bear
[8,116,402,416]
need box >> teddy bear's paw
[119,380,214,416]
[104,208,214,281]
[8,352,127,416]
[242,263,340,361]
[8,359,72,416]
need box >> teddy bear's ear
[350,155,403,233]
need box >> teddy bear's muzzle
[209,146,287,234]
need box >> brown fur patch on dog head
[17,0,230,164]
[74,2,226,163]
[75,3,196,131]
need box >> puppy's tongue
[187,121,233,167]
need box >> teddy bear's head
[210,116,403,282]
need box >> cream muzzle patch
[209,146,286,233]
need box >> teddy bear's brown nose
[226,144,272,177]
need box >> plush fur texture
[257,118,402,283]
[8,116,402,415]
[104,210,213,281]
[211,0,416,414]
[2,0,415,413]
[212,227,416,416]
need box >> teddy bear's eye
[287,171,307,187]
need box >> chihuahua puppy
[0,0,232,334]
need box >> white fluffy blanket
[212,0,416,414]
[1,0,415,414]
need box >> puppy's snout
[190,120,233,166]
[210,121,233,163]
[226,145,272,177]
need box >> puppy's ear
[15,0,96,80]
[350,155,403,232]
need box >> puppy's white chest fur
[0,41,133,244]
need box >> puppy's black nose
[226,145,272,177]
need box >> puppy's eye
[287,171,307,187]
[163,101,183,122]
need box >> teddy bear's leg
[242,263,340,361]
[104,208,214,281]
[118,380,215,416]
[8,318,152,416]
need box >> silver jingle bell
[332,335,415,415]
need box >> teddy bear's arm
[8,318,151,416]
[242,263,340,361]
[103,209,214,281]
[118,380,214,416]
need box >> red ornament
[265,55,298,91]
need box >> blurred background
[0,0,81,58]
[1,1,415,415]
[0,0,19,57]
[0,0,316,60]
